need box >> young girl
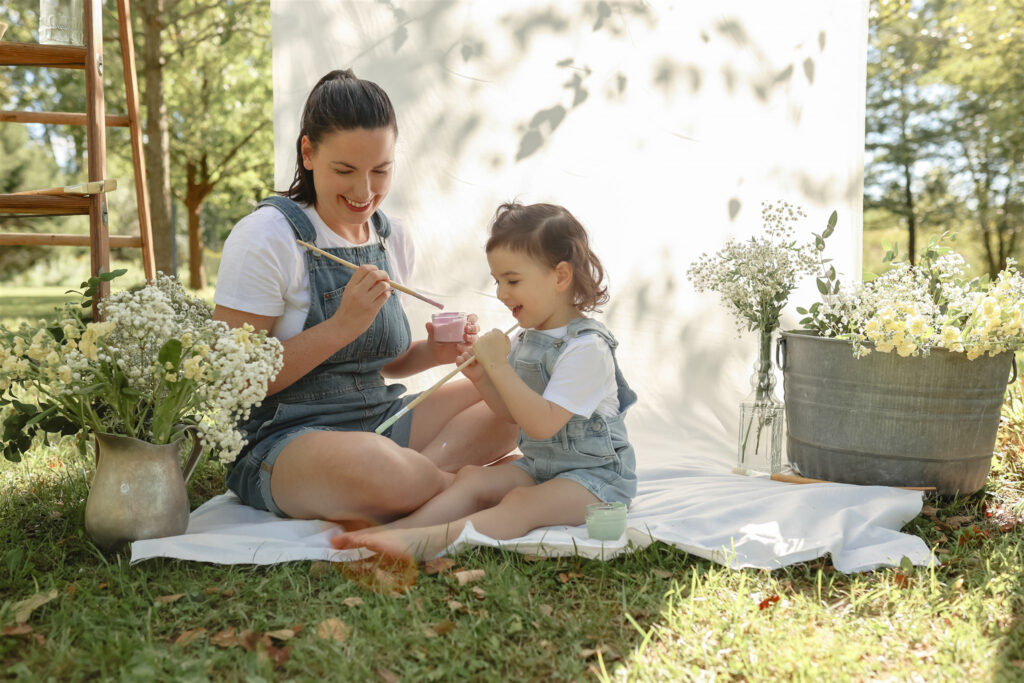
[332,202,638,560]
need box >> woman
[213,69,517,523]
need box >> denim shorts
[225,392,419,517]
[510,414,637,506]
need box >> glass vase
[737,328,784,473]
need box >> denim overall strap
[563,318,638,413]
[242,197,411,434]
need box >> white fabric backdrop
[269,0,868,437]
[132,1,937,572]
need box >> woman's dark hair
[486,202,609,312]
[285,69,397,205]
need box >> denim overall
[509,318,639,505]
[226,196,414,514]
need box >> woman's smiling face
[302,126,395,235]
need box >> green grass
[2,439,1023,679]
[3,273,1024,679]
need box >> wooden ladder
[0,0,156,303]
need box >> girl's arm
[473,330,572,440]
[454,350,515,423]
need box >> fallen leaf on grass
[558,572,583,584]
[651,569,673,579]
[309,561,333,578]
[1,624,34,637]
[211,628,238,648]
[471,586,486,600]
[758,595,780,610]
[154,593,185,605]
[317,618,350,643]
[454,569,485,585]
[893,572,913,589]
[378,668,401,683]
[65,585,77,595]
[174,629,207,646]
[447,600,465,612]
[265,628,297,641]
[203,586,221,594]
[424,557,455,575]
[946,515,974,530]
[342,597,365,607]
[337,555,418,596]
[424,620,456,638]
[239,629,260,652]
[13,589,59,624]
[522,554,546,563]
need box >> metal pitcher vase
[84,428,203,549]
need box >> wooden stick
[12,179,117,196]
[296,239,443,309]
[769,472,937,492]
[375,323,520,435]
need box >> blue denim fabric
[509,318,638,505]
[226,196,414,515]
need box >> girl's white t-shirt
[214,203,414,341]
[511,324,620,418]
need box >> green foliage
[865,0,1024,276]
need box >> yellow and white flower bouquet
[0,272,283,463]
[798,234,1024,358]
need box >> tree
[864,0,948,264]
[164,1,272,289]
[136,0,271,281]
[931,0,1023,275]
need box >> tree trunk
[184,158,213,290]
[902,161,916,263]
[141,0,174,276]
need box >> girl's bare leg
[269,430,452,522]
[407,379,518,471]
[334,478,601,561]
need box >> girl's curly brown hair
[486,202,609,312]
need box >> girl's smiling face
[487,246,577,331]
[301,126,395,238]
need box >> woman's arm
[214,263,392,396]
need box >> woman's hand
[472,328,512,370]
[426,313,479,365]
[332,264,392,334]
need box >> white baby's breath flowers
[688,200,819,334]
[0,274,283,464]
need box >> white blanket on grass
[131,424,935,573]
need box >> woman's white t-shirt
[510,324,620,419]
[214,203,414,341]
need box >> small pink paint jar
[432,312,467,343]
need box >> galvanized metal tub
[778,330,1016,495]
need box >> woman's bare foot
[332,525,455,561]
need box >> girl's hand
[427,313,479,365]
[333,264,391,333]
[455,349,485,383]
[472,328,512,369]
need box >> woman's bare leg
[334,478,601,561]
[407,379,518,471]
[340,464,534,542]
[269,430,452,522]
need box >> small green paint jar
[586,502,627,541]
